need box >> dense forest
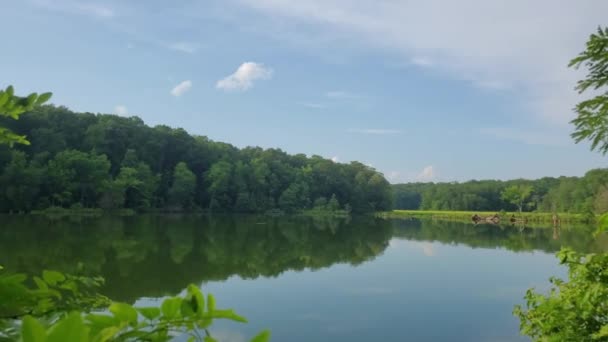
[393,170,608,214]
[0,105,392,213]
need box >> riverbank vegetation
[392,168,608,216]
[382,210,590,225]
[0,105,392,214]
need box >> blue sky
[1,0,607,183]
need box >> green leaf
[161,297,182,319]
[207,294,216,313]
[109,302,138,325]
[22,316,47,342]
[0,92,8,108]
[181,296,196,317]
[42,271,65,286]
[204,336,218,342]
[137,307,161,320]
[250,330,271,342]
[93,326,121,342]
[46,312,88,342]
[186,284,205,317]
[86,314,119,329]
[36,92,52,105]
[211,309,248,323]
[33,276,49,291]
[26,93,38,107]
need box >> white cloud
[167,42,199,53]
[114,105,128,116]
[32,0,115,18]
[416,165,436,182]
[325,90,354,99]
[237,0,608,125]
[348,128,401,135]
[216,62,273,91]
[410,57,433,67]
[76,3,114,18]
[301,102,326,109]
[171,80,192,97]
[480,127,569,146]
[331,156,339,163]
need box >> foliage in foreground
[0,266,270,342]
[0,86,51,146]
[514,248,608,341]
[570,26,608,154]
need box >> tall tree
[168,162,196,210]
[501,185,534,214]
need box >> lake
[1,215,605,341]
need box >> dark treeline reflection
[1,215,605,303]
[391,219,608,253]
[0,215,392,302]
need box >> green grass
[379,210,593,226]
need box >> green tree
[514,249,608,341]
[501,185,534,213]
[206,160,234,210]
[570,27,608,154]
[0,151,44,212]
[327,194,340,211]
[47,150,111,207]
[168,162,196,210]
[313,197,328,210]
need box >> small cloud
[216,62,273,91]
[480,127,567,146]
[416,165,436,182]
[410,57,433,67]
[167,42,199,54]
[114,105,128,116]
[326,90,354,99]
[171,80,192,97]
[331,156,339,163]
[348,128,401,135]
[473,80,511,90]
[31,0,115,19]
[387,171,401,182]
[301,102,326,109]
[77,3,114,18]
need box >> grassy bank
[379,210,593,226]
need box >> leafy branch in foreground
[570,26,608,154]
[0,267,270,341]
[514,248,608,341]
[0,85,52,146]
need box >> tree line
[0,105,392,213]
[392,169,608,214]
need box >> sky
[1,0,607,183]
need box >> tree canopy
[0,105,392,213]
[392,171,608,214]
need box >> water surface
[1,215,604,341]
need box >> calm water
[1,215,606,341]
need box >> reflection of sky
[160,238,565,342]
